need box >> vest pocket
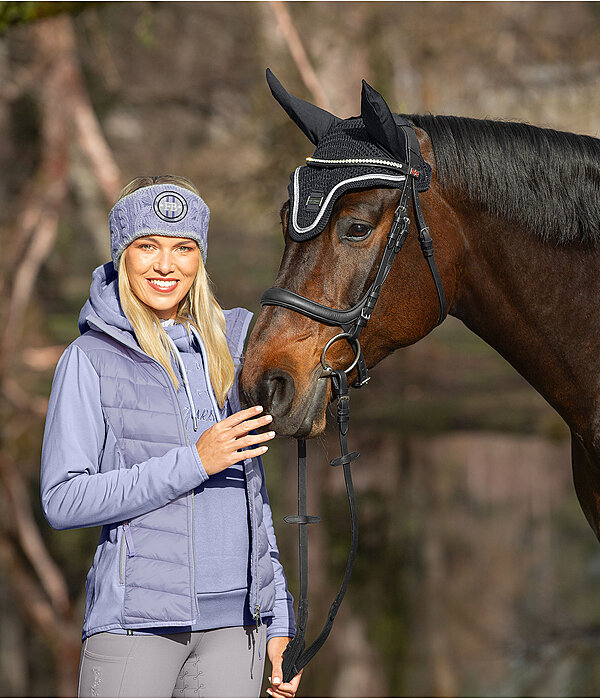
[119,522,136,585]
[119,527,125,584]
[123,522,136,556]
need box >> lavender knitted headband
[108,183,210,270]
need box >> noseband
[260,141,447,683]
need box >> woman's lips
[146,278,179,293]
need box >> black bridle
[260,161,447,683]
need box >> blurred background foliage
[1,1,600,696]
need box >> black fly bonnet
[269,69,432,243]
[260,70,446,683]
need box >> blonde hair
[116,175,234,408]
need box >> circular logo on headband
[153,191,188,223]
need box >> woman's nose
[154,251,175,274]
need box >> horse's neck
[454,211,600,443]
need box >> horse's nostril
[260,369,295,415]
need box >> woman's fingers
[266,686,295,698]
[197,406,277,475]
[237,445,269,459]
[238,431,275,449]
[219,404,264,429]
[269,676,301,698]
[229,413,273,437]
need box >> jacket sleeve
[255,456,297,642]
[40,343,209,530]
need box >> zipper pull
[254,605,262,632]
[123,522,136,557]
[254,606,263,661]
[258,619,264,661]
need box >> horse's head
[240,71,463,437]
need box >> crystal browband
[305,156,408,170]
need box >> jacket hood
[79,262,134,337]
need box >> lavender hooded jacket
[40,262,295,642]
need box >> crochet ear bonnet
[108,183,210,270]
[266,69,431,242]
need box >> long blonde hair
[116,175,234,407]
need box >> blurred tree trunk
[0,13,120,696]
[268,1,331,111]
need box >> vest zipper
[170,387,201,618]
[119,526,126,584]
[254,604,264,661]
[190,482,200,616]
[247,459,261,628]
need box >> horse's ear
[360,80,405,160]
[266,68,340,145]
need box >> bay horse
[239,73,600,544]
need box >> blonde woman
[41,176,301,698]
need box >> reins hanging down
[281,370,359,683]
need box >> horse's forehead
[335,187,398,212]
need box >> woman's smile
[146,278,180,293]
[125,235,199,318]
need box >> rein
[260,149,447,684]
[280,369,358,682]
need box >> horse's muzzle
[239,366,329,438]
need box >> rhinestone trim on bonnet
[306,156,409,171]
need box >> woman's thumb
[271,665,283,687]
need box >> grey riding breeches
[77,626,266,698]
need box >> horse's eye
[347,223,372,239]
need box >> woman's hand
[266,637,303,698]
[195,405,275,476]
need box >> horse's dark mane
[407,114,600,245]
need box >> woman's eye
[347,223,372,239]
[178,246,191,252]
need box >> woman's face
[124,235,200,319]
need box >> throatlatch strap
[281,370,360,683]
[412,178,447,325]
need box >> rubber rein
[260,152,447,682]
